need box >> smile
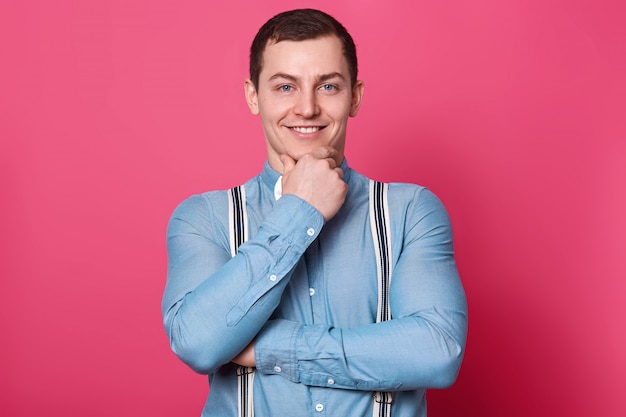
[291,126,322,134]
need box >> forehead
[259,35,349,80]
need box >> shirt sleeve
[254,187,468,391]
[162,192,324,374]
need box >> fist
[280,147,348,221]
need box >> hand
[280,147,348,221]
[232,340,256,367]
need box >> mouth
[290,126,325,134]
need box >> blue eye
[321,84,335,91]
[280,85,293,92]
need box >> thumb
[279,154,296,174]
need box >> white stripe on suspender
[369,180,393,417]
[228,180,392,417]
[227,185,255,417]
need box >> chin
[286,148,314,161]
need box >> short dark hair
[249,9,358,89]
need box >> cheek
[329,107,352,126]
[260,100,289,120]
[323,96,353,119]
[259,107,279,125]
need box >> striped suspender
[227,186,255,417]
[228,185,248,258]
[369,180,393,417]
[228,181,392,417]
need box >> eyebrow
[268,72,346,83]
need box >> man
[162,8,467,417]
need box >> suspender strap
[227,185,255,417]
[228,181,392,417]
[236,366,255,417]
[369,180,393,323]
[369,180,393,417]
[228,185,248,257]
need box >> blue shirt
[162,160,467,417]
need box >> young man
[163,9,467,417]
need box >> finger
[311,146,337,160]
[279,154,296,174]
[325,157,337,169]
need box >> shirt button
[327,378,334,385]
[309,288,315,296]
[273,366,282,373]
[315,403,324,412]
[269,274,277,282]
[307,228,315,236]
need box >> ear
[244,79,260,115]
[349,80,364,117]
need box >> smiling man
[162,9,467,417]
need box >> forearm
[254,187,468,391]
[163,245,292,374]
[254,306,467,391]
[162,194,323,374]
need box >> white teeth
[292,126,320,134]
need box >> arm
[253,188,468,390]
[162,149,347,374]
[162,192,323,374]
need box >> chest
[272,201,382,326]
[235,179,399,327]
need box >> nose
[294,89,319,118]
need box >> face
[244,35,364,172]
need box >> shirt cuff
[264,194,324,251]
[255,319,301,383]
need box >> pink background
[1,0,625,416]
